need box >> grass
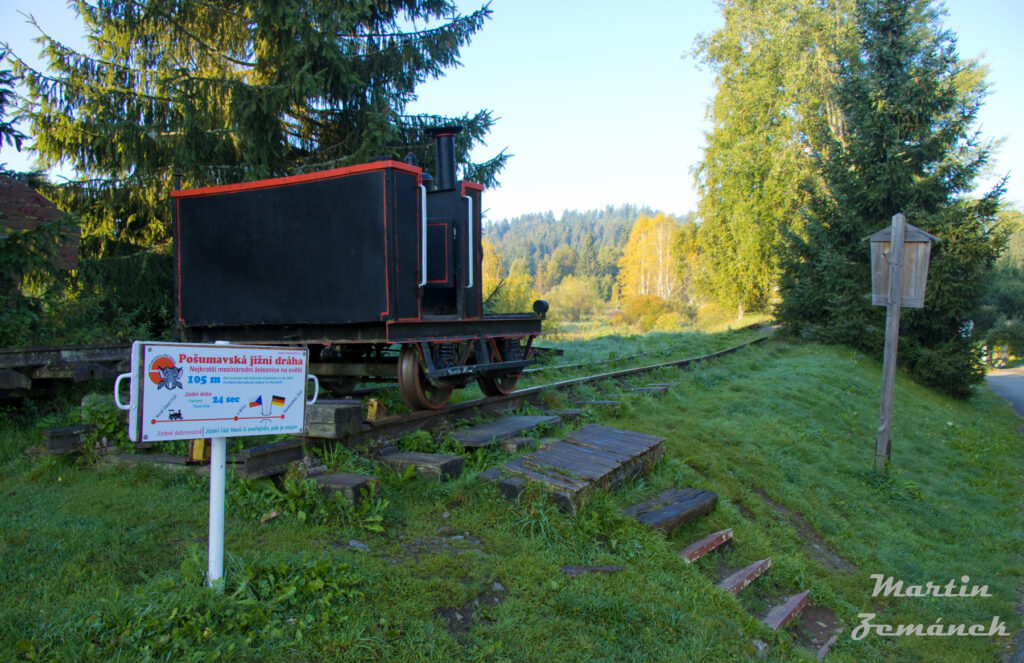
[0,336,1021,662]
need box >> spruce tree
[9,1,504,256]
[777,0,1005,398]
[0,55,26,158]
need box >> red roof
[0,174,79,269]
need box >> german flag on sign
[271,395,285,407]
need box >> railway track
[22,329,771,477]
[235,331,772,477]
[0,343,129,394]
[0,324,768,399]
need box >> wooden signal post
[866,214,938,471]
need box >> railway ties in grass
[616,489,829,658]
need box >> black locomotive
[171,128,544,410]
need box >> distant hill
[483,205,691,274]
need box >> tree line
[693,0,1016,397]
[2,0,1021,398]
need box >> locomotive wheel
[477,374,520,397]
[398,345,453,410]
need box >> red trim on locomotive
[460,181,484,195]
[169,160,422,198]
[175,198,185,325]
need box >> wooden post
[875,213,905,471]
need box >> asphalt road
[985,366,1024,419]
[985,366,1024,663]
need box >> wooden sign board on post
[867,224,939,309]
[864,215,938,471]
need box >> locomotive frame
[170,128,544,410]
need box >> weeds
[313,443,376,475]
[512,482,565,546]
[73,548,365,661]
[227,474,389,532]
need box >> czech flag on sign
[271,395,285,407]
[249,396,262,408]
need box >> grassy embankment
[1,334,1021,662]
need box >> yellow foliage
[617,214,681,299]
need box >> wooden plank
[0,344,128,369]
[623,488,717,534]
[72,362,119,381]
[529,442,623,477]
[106,453,188,471]
[875,212,906,470]
[762,590,810,631]
[639,492,717,533]
[0,368,30,391]
[304,399,363,439]
[566,424,663,453]
[312,472,378,506]
[450,415,561,448]
[496,476,527,500]
[816,631,842,660]
[502,458,586,492]
[717,558,772,595]
[509,458,589,491]
[571,424,665,446]
[43,424,95,455]
[680,528,733,563]
[549,438,632,464]
[621,487,698,515]
[564,427,666,484]
[477,466,504,482]
[378,450,463,481]
[563,432,652,458]
[519,448,606,484]
[496,424,664,511]
[239,437,310,478]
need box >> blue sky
[2,0,1021,222]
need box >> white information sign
[124,341,309,442]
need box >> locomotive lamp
[864,213,939,471]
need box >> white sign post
[114,341,318,588]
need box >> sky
[2,0,1022,223]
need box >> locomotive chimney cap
[428,125,463,137]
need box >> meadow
[1,333,1021,662]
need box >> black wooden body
[171,159,541,401]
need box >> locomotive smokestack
[429,126,462,191]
